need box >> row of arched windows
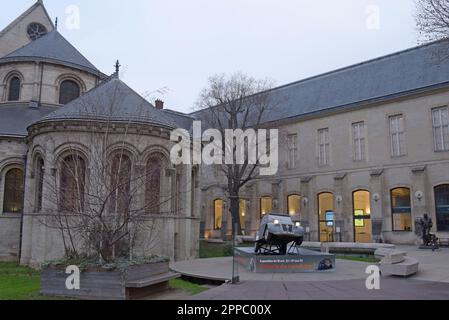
[3,74,81,104]
[1,151,167,215]
[211,187,449,237]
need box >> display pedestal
[235,247,336,273]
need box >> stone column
[370,170,385,243]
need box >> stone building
[199,39,449,245]
[0,1,199,265]
[1,1,449,265]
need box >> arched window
[3,168,24,213]
[60,154,86,212]
[8,76,21,101]
[287,194,301,216]
[435,185,449,232]
[239,199,247,231]
[318,192,334,242]
[390,188,412,231]
[214,199,223,230]
[35,156,45,212]
[109,153,132,216]
[59,80,80,104]
[145,154,164,214]
[260,196,273,218]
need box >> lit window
[352,122,366,161]
[287,194,301,216]
[317,128,330,166]
[435,185,449,232]
[260,196,273,217]
[390,115,406,157]
[214,199,223,230]
[432,107,449,152]
[3,168,24,213]
[239,199,247,231]
[391,188,412,232]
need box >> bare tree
[34,80,187,263]
[196,72,283,238]
[416,0,449,42]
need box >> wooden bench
[125,271,180,300]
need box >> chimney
[155,99,164,110]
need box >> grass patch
[169,279,209,296]
[336,255,379,263]
[199,241,233,258]
[0,262,41,300]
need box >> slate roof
[35,77,180,129]
[0,103,58,137]
[0,30,102,76]
[191,39,449,124]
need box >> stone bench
[374,248,407,264]
[302,242,396,255]
[436,233,449,247]
[379,257,419,278]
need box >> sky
[1,0,419,113]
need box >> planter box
[41,261,179,300]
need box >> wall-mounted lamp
[302,197,309,207]
[336,195,343,204]
[373,193,380,202]
[415,191,424,201]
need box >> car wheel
[264,226,271,243]
[254,243,260,254]
[296,237,304,246]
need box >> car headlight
[295,222,301,228]
[273,219,280,225]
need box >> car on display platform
[255,213,305,255]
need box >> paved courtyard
[191,278,449,300]
[172,246,449,300]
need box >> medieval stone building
[0,1,199,265]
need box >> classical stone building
[1,1,449,265]
[0,1,199,265]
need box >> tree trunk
[229,194,242,237]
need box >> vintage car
[255,213,305,254]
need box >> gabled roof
[34,78,179,129]
[0,30,103,76]
[191,39,449,124]
[0,0,54,39]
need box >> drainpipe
[18,154,28,264]
[38,63,44,106]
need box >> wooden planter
[41,261,179,300]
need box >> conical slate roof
[0,30,101,75]
[34,77,179,129]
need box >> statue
[418,214,439,250]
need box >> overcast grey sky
[2,0,419,113]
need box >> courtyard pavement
[191,278,449,300]
[171,246,449,300]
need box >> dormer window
[7,76,21,101]
[59,80,80,104]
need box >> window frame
[389,114,406,158]
[59,79,81,105]
[317,128,330,166]
[286,133,298,169]
[390,187,413,232]
[2,168,24,214]
[352,121,367,162]
[7,76,21,102]
[432,106,449,152]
